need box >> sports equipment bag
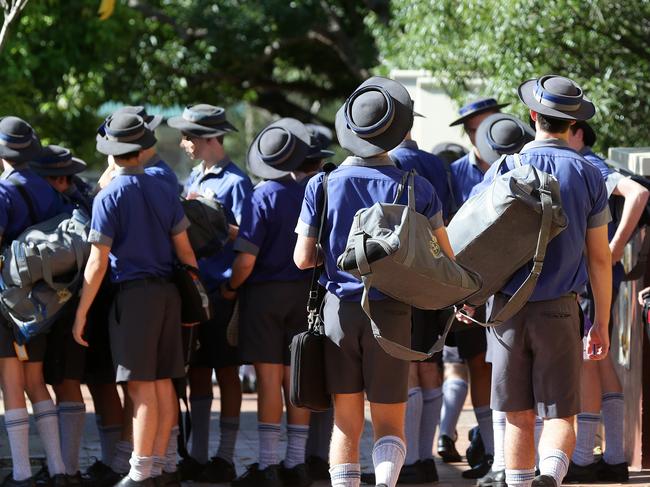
[181,197,229,259]
[447,155,568,326]
[337,171,481,361]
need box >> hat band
[183,106,226,125]
[258,128,296,166]
[459,98,498,116]
[31,159,73,169]
[534,78,583,112]
[344,85,396,139]
[105,127,147,142]
[0,132,33,149]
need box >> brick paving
[1,385,649,485]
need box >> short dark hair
[114,150,141,162]
[296,158,323,174]
[536,114,571,134]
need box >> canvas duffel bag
[181,197,229,259]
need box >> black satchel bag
[173,264,211,324]
[289,170,332,412]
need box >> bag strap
[8,178,38,225]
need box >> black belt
[117,276,173,291]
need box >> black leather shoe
[419,459,438,483]
[1,475,35,487]
[33,468,49,487]
[82,461,122,487]
[152,472,181,487]
[198,456,236,483]
[597,458,629,482]
[231,464,282,487]
[114,477,155,487]
[563,460,599,483]
[279,462,312,487]
[531,474,557,487]
[176,457,206,482]
[437,434,462,463]
[50,475,69,487]
[63,474,82,487]
[305,456,329,481]
[466,427,486,468]
[477,468,506,487]
[462,454,493,479]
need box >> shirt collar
[341,155,395,168]
[115,165,145,176]
[142,153,162,168]
[396,140,418,151]
[0,163,28,180]
[469,150,479,167]
[197,158,231,178]
[521,138,570,152]
[579,146,594,156]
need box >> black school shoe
[466,426,486,468]
[114,477,155,487]
[419,459,439,483]
[279,462,312,487]
[33,467,49,487]
[231,464,282,487]
[1,475,35,487]
[563,460,599,483]
[597,458,629,482]
[176,457,206,481]
[476,468,506,487]
[305,456,329,481]
[462,454,493,479]
[531,474,557,487]
[82,461,122,487]
[198,456,236,483]
[152,471,181,487]
[437,434,462,462]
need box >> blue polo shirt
[450,151,486,206]
[479,139,610,301]
[390,140,452,219]
[89,166,190,283]
[184,160,253,291]
[144,154,180,194]
[296,156,443,302]
[0,165,65,243]
[235,177,311,283]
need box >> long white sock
[602,392,626,464]
[129,454,154,481]
[285,424,310,468]
[572,413,600,466]
[58,401,86,475]
[539,448,570,487]
[492,411,506,471]
[258,422,281,469]
[439,378,468,438]
[4,408,32,481]
[419,387,442,460]
[404,387,423,465]
[189,394,213,464]
[372,436,406,487]
[329,463,360,487]
[216,416,239,463]
[505,468,535,487]
[475,405,494,455]
[33,400,66,476]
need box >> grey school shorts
[109,278,185,382]
[239,279,310,366]
[322,292,411,404]
[488,293,582,418]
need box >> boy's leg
[329,393,364,487]
[370,402,407,487]
[125,380,158,482]
[283,365,310,469]
[53,380,86,477]
[1,357,32,482]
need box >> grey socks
[602,392,625,464]
[150,456,166,478]
[112,440,134,474]
[419,387,442,460]
[404,387,423,465]
[216,416,239,464]
[164,426,179,473]
[258,423,281,469]
[372,436,406,487]
[439,378,468,438]
[33,400,66,476]
[572,412,600,466]
[189,394,213,464]
[539,448,570,487]
[58,401,86,475]
[96,416,122,466]
[129,454,153,481]
[505,468,535,487]
[4,408,32,481]
[330,463,360,487]
[285,424,309,469]
[474,405,494,455]
[492,410,506,471]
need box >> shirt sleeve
[233,191,267,256]
[296,174,322,238]
[88,193,116,247]
[605,172,625,198]
[587,170,612,228]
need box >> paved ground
[1,385,649,486]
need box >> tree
[372,0,650,152]
[0,0,29,52]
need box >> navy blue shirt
[450,151,486,206]
[89,166,190,283]
[235,177,311,283]
[0,165,65,243]
[184,160,253,291]
[144,154,180,194]
[478,139,610,301]
[390,140,452,220]
[297,156,443,301]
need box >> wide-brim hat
[518,75,595,121]
[305,124,335,160]
[30,144,87,176]
[114,105,162,131]
[0,116,42,163]
[431,142,468,165]
[167,104,238,138]
[247,118,311,180]
[335,76,414,158]
[573,120,597,147]
[476,113,535,164]
[96,113,157,156]
[449,98,509,127]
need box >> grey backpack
[337,171,482,361]
[446,155,568,326]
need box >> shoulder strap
[8,178,38,225]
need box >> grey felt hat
[432,142,468,165]
[114,106,163,131]
[167,104,238,138]
[335,76,414,157]
[305,124,335,160]
[247,118,311,180]
[0,116,42,163]
[30,145,87,177]
[518,75,595,121]
[96,113,157,156]
[449,98,509,127]
[475,113,535,164]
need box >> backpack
[181,196,229,259]
[446,155,568,326]
[337,171,482,361]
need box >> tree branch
[0,0,29,53]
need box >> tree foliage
[373,0,650,152]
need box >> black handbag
[173,264,211,324]
[289,170,332,412]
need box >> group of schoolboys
[0,70,642,487]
